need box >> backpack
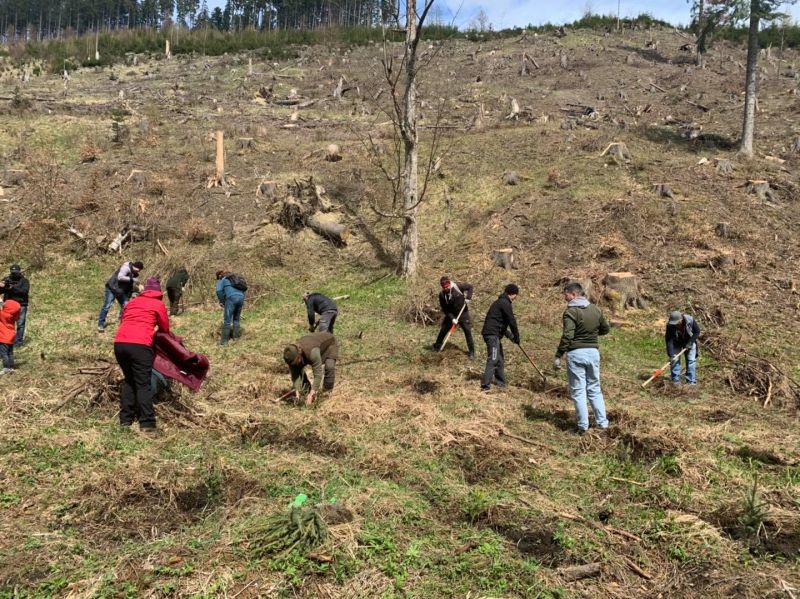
[226,274,248,292]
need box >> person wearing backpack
[215,270,246,345]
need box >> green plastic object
[291,493,308,508]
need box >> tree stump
[650,183,674,198]
[3,169,27,187]
[208,130,234,188]
[715,222,733,238]
[126,169,146,189]
[603,272,646,313]
[237,137,255,151]
[256,180,278,200]
[276,197,309,230]
[505,98,520,120]
[492,248,514,270]
[325,144,342,162]
[600,142,631,164]
[111,121,129,143]
[791,136,800,154]
[560,53,568,69]
[745,179,775,202]
[502,171,519,186]
[307,213,350,247]
[714,158,733,175]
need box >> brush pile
[703,332,800,408]
[248,499,329,559]
[61,362,121,408]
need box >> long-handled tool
[439,303,467,352]
[518,343,547,383]
[641,347,688,388]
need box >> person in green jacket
[554,282,611,434]
[283,331,339,406]
[165,268,189,316]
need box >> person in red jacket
[114,277,170,431]
[0,298,20,374]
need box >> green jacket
[556,298,610,358]
[288,332,338,393]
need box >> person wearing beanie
[0,264,29,346]
[303,292,338,333]
[665,310,701,385]
[432,275,475,358]
[283,331,338,406]
[113,276,170,431]
[165,268,190,316]
[0,298,21,373]
[480,283,520,392]
[215,270,246,345]
[554,282,611,434]
[98,260,144,333]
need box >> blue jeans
[670,343,697,385]
[98,288,128,328]
[14,305,27,346]
[223,295,244,327]
[566,348,608,431]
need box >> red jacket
[154,332,210,392]
[0,299,20,345]
[114,290,170,346]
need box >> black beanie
[504,283,520,295]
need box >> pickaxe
[641,347,688,388]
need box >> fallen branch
[554,510,642,543]
[623,556,653,580]
[499,428,567,456]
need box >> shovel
[517,343,547,384]
[641,347,688,388]
[439,303,467,352]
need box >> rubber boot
[219,325,231,346]
[232,323,241,339]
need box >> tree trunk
[695,0,705,67]
[740,11,760,158]
[308,213,350,246]
[399,1,419,278]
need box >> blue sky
[205,1,800,28]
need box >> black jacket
[305,293,338,327]
[481,293,519,343]
[439,281,473,323]
[2,274,29,306]
[166,269,189,290]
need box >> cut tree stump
[308,212,350,247]
[650,183,674,198]
[714,158,733,175]
[325,144,342,162]
[745,179,775,202]
[600,142,631,164]
[111,121,129,143]
[126,169,146,189]
[237,137,255,151]
[715,222,733,238]
[276,197,308,230]
[502,171,519,186]
[3,169,27,186]
[791,136,800,153]
[557,563,602,582]
[256,180,278,200]
[603,272,646,313]
[207,130,234,188]
[505,98,521,120]
[492,248,515,270]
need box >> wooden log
[557,563,602,582]
[603,272,646,313]
[307,212,350,246]
[650,183,674,198]
[237,137,255,150]
[108,229,131,253]
[325,144,342,162]
[492,248,514,270]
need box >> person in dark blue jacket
[665,311,701,385]
[215,270,245,345]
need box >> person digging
[283,331,338,406]
[665,310,701,385]
[480,283,521,392]
[303,292,338,334]
[432,275,475,359]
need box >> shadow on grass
[522,404,575,432]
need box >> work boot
[232,323,241,339]
[219,325,231,346]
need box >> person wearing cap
[0,264,29,346]
[114,276,170,431]
[303,292,338,334]
[165,268,190,316]
[433,275,475,358]
[480,284,520,392]
[554,282,611,434]
[665,310,701,385]
[0,297,21,374]
[98,260,144,333]
[283,331,339,406]
[215,270,245,345]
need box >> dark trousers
[481,335,506,389]
[323,358,336,391]
[15,305,27,346]
[0,343,14,369]
[114,342,156,428]
[318,310,337,334]
[434,316,475,354]
[167,287,182,316]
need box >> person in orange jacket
[0,298,21,374]
[114,277,170,431]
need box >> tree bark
[399,1,420,278]
[740,10,760,158]
[308,212,350,246]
